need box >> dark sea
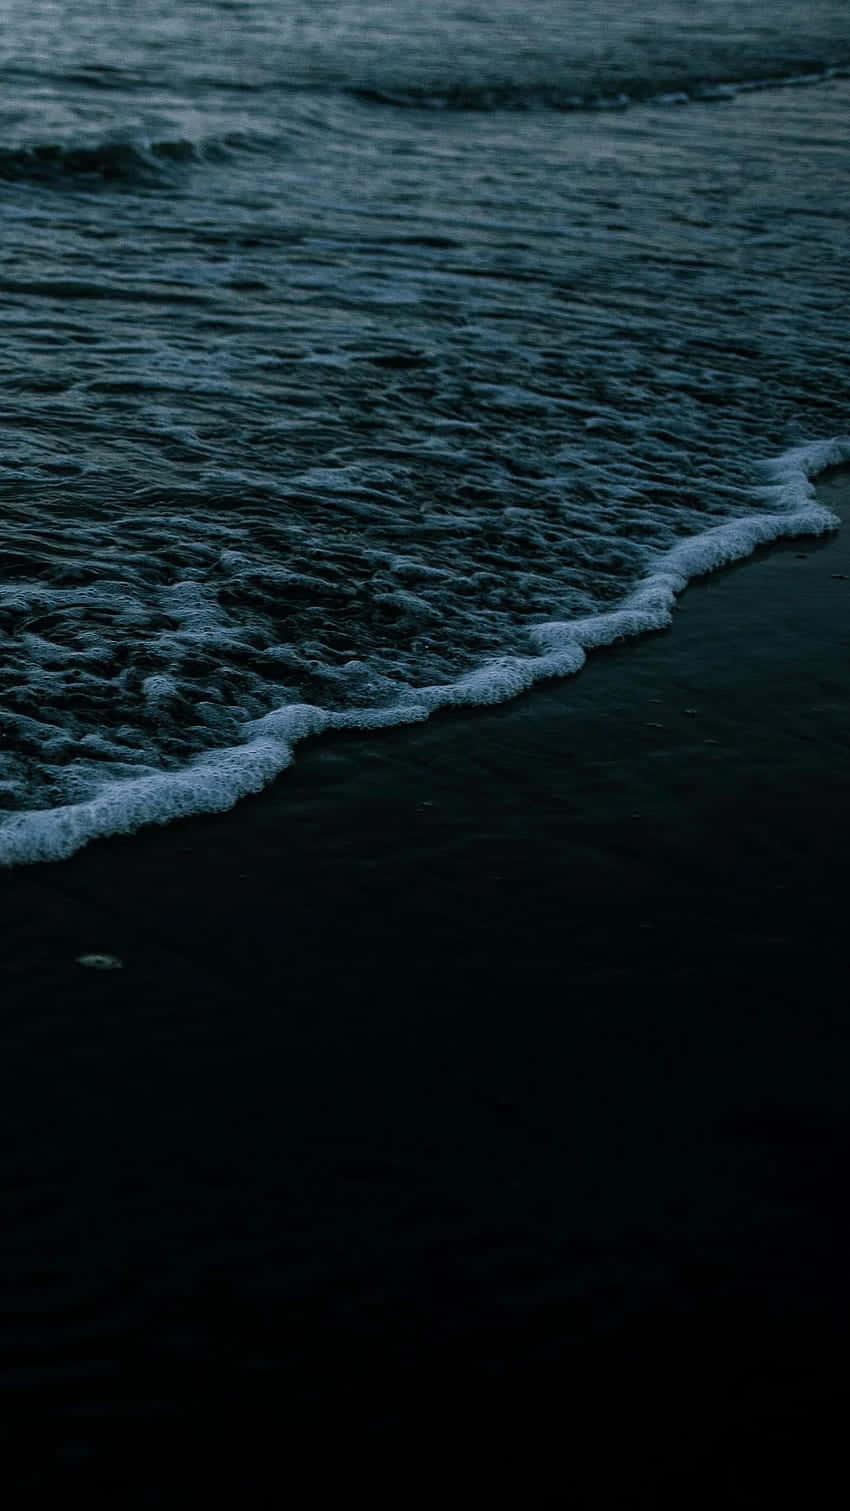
[2,0,849,864]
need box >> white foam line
[2,436,848,868]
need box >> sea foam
[1,438,846,870]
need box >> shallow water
[1,1,849,861]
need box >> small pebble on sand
[75,953,123,971]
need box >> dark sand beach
[2,471,849,1502]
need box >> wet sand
[2,472,849,1502]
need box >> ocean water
[1,0,849,865]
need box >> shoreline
[3,438,848,871]
[2,469,850,1500]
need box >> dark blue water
[1,0,849,862]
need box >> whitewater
[1,0,848,866]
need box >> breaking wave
[0,133,260,189]
[348,62,850,113]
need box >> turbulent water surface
[1,0,849,862]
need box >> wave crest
[349,62,850,114]
[0,133,250,190]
